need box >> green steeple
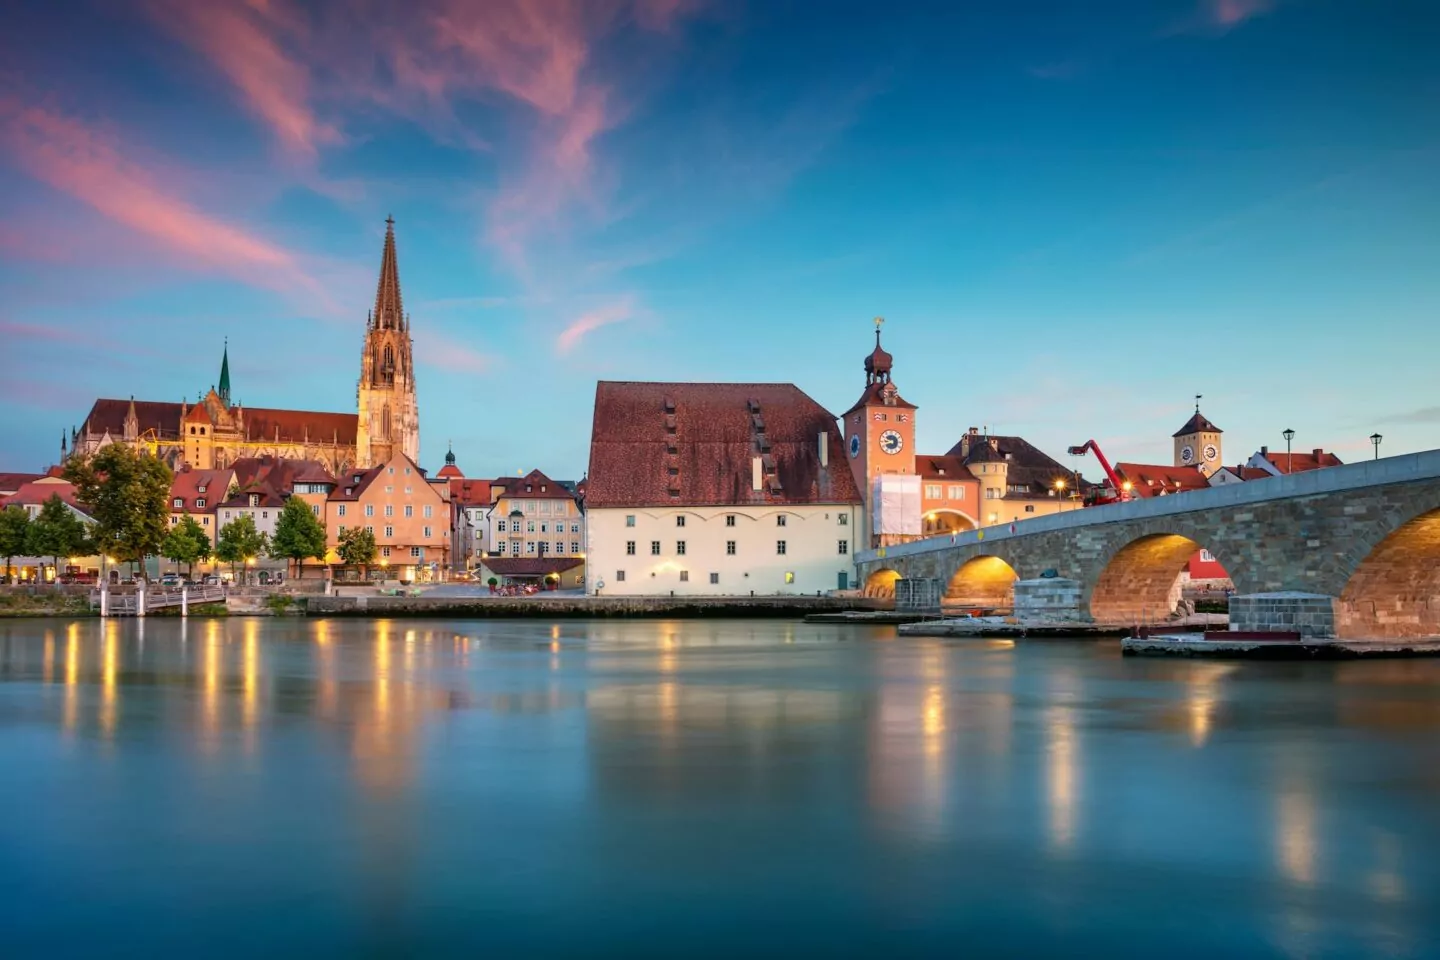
[218,338,231,407]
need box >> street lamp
[1054,478,1067,510]
[1283,428,1295,475]
[1370,433,1383,460]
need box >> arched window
[382,344,395,383]
[382,403,391,440]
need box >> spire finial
[1195,393,1202,413]
[873,315,885,344]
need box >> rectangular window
[571,542,580,554]
[365,525,374,534]
[385,485,393,493]
[726,540,736,555]
[202,517,210,526]
[838,540,849,555]
[172,498,183,508]
[651,541,661,555]
[626,515,635,527]
[497,520,507,532]
[424,505,432,519]
[838,513,848,525]
[985,489,999,500]
[404,505,413,518]
[365,504,375,516]
[540,501,550,514]
[338,504,346,517]
[555,541,563,554]
[571,523,580,533]
[382,546,391,558]
[785,571,795,584]
[1025,505,1035,513]
[312,505,320,516]
[777,515,787,527]
[424,526,432,538]
[777,540,787,555]
[676,541,686,556]
[726,515,736,527]
[261,511,268,519]
[679,570,689,582]
[196,498,206,509]
[710,572,719,584]
[617,570,626,582]
[1200,549,1215,562]
[526,542,536,555]
[626,541,636,555]
[540,522,548,533]
[924,484,942,499]
[497,542,506,554]
[411,546,421,558]
[527,521,536,533]
[948,485,965,500]
[384,525,394,538]
[676,516,686,527]
[385,504,394,517]
[337,525,346,535]
[170,516,178,525]
[249,494,259,507]
[404,486,412,495]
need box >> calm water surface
[1,617,1438,958]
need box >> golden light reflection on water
[1277,783,1317,886]
[1185,664,1235,747]
[99,620,118,739]
[202,620,221,752]
[242,619,260,754]
[42,629,54,685]
[1046,704,1077,853]
[63,624,79,736]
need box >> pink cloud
[555,298,633,354]
[0,97,322,297]
[413,327,495,374]
[1208,0,1274,27]
[147,0,341,160]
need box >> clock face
[1203,444,1218,461]
[1180,445,1195,464]
[849,434,861,458]
[879,430,903,455]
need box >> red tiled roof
[2,478,84,510]
[82,399,185,440]
[495,468,576,501]
[917,455,976,481]
[586,381,863,509]
[948,434,1090,494]
[79,398,356,445]
[222,457,336,507]
[477,557,584,577]
[840,381,918,418]
[169,468,232,513]
[436,464,463,479]
[1114,462,1209,498]
[1261,449,1344,475]
[0,473,43,495]
[449,477,492,507]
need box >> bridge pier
[1228,592,1337,639]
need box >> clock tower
[1173,396,1223,478]
[841,318,919,547]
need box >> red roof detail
[496,468,576,501]
[169,468,233,513]
[477,557,585,577]
[917,455,976,481]
[80,398,357,445]
[1262,449,1344,475]
[0,473,44,495]
[449,478,492,507]
[1,478,84,511]
[1114,462,1210,498]
[221,457,337,508]
[586,381,863,509]
[436,464,463,479]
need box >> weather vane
[1195,393,1203,412]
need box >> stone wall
[1012,578,1084,623]
[895,578,943,611]
[1229,592,1337,638]
[306,595,874,618]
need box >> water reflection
[2,619,1440,955]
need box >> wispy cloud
[1208,0,1276,29]
[0,96,323,298]
[556,297,633,354]
[147,0,340,161]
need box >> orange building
[326,452,450,581]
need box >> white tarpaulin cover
[872,474,922,536]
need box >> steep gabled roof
[1114,462,1210,498]
[1173,412,1223,437]
[587,381,862,509]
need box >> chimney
[1312,449,1323,459]
[752,456,763,491]
[818,432,829,467]
[1260,445,1269,456]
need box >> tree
[26,495,91,582]
[0,506,30,582]
[337,526,377,578]
[271,497,327,579]
[215,513,267,583]
[161,512,210,577]
[64,444,172,578]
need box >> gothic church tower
[357,217,420,467]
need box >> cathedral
[67,218,420,474]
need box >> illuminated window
[784,571,795,584]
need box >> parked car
[201,574,221,586]
[159,575,183,589]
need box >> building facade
[326,452,450,581]
[356,216,420,468]
[586,381,862,596]
[488,469,585,562]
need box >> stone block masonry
[1013,578,1084,623]
[1229,592,1338,639]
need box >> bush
[265,594,295,615]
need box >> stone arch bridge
[856,451,1440,640]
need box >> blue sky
[1,0,1436,480]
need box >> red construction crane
[1067,440,1133,504]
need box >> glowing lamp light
[1122,481,1134,492]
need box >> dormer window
[248,494,259,507]
[196,498,206,509]
[173,498,183,508]
[197,485,206,493]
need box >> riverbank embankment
[306,594,875,619]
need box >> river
[1,617,1437,957]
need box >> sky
[1,0,1437,481]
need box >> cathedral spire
[218,338,232,407]
[373,215,403,331]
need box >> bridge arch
[1089,532,1227,624]
[946,555,1018,610]
[864,567,902,600]
[923,509,977,536]
[1337,507,1440,639]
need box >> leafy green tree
[26,495,91,582]
[271,497,328,579]
[215,513,267,583]
[0,505,31,582]
[63,444,172,578]
[337,526,377,578]
[161,512,210,578]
